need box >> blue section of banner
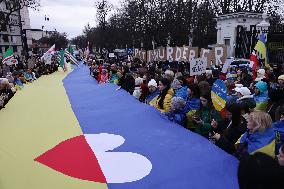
[63,66,238,189]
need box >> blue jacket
[14,78,24,87]
[146,90,159,104]
[274,120,284,155]
[254,91,269,111]
[174,86,188,100]
[165,110,186,126]
[183,98,200,113]
[109,74,119,84]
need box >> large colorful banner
[134,44,227,66]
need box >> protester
[254,81,269,111]
[165,97,187,126]
[274,106,284,155]
[235,112,275,159]
[171,78,188,100]
[146,79,159,104]
[192,94,221,138]
[235,86,256,112]
[211,103,247,154]
[238,152,283,189]
[150,78,173,113]
[278,144,284,167]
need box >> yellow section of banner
[0,71,107,189]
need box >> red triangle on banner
[35,135,106,183]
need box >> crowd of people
[0,56,59,110]
[88,58,284,188]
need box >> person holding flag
[1,47,18,66]
[254,33,270,68]
[65,46,79,67]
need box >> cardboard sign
[188,47,199,61]
[213,44,227,66]
[211,79,227,111]
[135,49,147,62]
[158,47,166,61]
[189,58,207,76]
[222,58,233,73]
[200,48,213,67]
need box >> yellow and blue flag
[254,34,270,68]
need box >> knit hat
[165,70,175,77]
[171,97,186,110]
[0,78,9,85]
[235,87,251,96]
[148,79,157,88]
[171,79,182,90]
[255,69,266,81]
[255,81,268,93]
[278,75,284,81]
[135,77,143,86]
[133,88,141,99]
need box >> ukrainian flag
[0,70,107,189]
[237,127,275,157]
[254,34,270,68]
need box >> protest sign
[190,58,207,76]
[213,44,227,66]
[200,48,213,67]
[211,79,227,111]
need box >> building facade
[0,1,23,56]
[216,12,263,58]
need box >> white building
[20,6,33,47]
[0,1,23,56]
[216,12,264,58]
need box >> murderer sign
[190,58,207,76]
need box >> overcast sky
[29,0,120,39]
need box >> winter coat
[268,87,284,121]
[240,74,253,87]
[184,98,201,130]
[237,95,256,111]
[184,98,200,113]
[174,86,188,100]
[254,91,269,112]
[99,73,109,84]
[109,73,119,84]
[165,109,186,126]
[215,117,247,154]
[274,121,284,155]
[150,88,174,113]
[193,106,222,138]
[146,90,159,104]
[139,83,150,102]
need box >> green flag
[2,47,13,63]
[68,46,74,55]
[2,47,18,65]
[59,49,65,69]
